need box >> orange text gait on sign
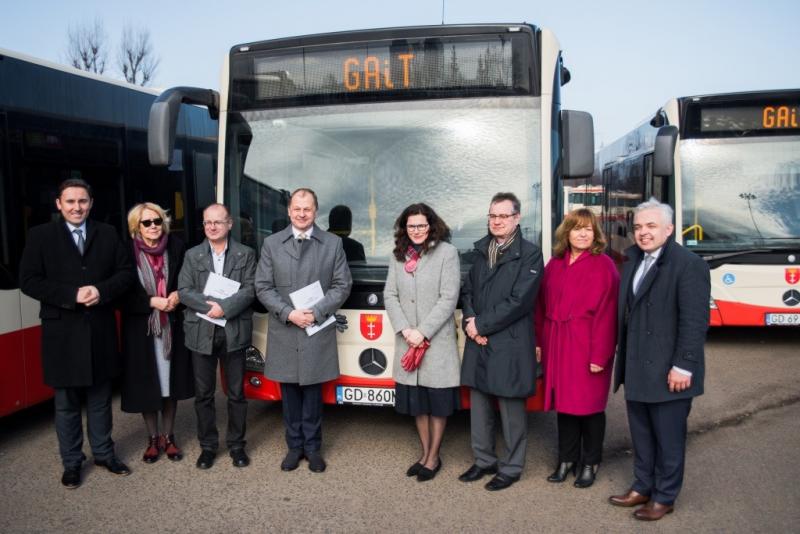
[342,53,415,92]
[762,106,799,128]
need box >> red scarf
[404,246,421,274]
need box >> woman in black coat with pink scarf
[120,202,193,463]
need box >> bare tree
[117,24,160,86]
[66,18,108,74]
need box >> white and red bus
[0,48,217,417]
[148,24,595,408]
[588,90,800,327]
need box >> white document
[289,280,336,336]
[196,272,241,327]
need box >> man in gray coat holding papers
[255,188,352,473]
[178,203,256,471]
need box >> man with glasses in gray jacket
[178,203,256,470]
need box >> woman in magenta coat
[535,208,619,489]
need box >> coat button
[646,330,652,335]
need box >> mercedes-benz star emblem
[783,289,800,307]
[358,349,387,376]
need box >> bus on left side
[0,48,218,417]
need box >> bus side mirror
[653,125,678,177]
[561,110,595,178]
[148,87,220,166]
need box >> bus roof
[676,88,800,105]
[0,46,161,96]
[230,23,539,54]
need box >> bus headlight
[244,346,265,372]
[709,297,718,310]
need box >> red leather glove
[401,344,417,372]
[401,339,430,372]
[411,339,430,370]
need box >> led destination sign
[231,33,533,108]
[700,104,800,132]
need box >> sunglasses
[140,218,163,228]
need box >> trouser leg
[556,412,581,464]
[192,350,219,452]
[497,396,527,478]
[627,400,655,497]
[280,382,305,451]
[85,379,114,460]
[651,399,692,505]
[580,411,606,465]
[469,389,497,469]
[221,346,247,451]
[54,387,85,469]
[301,383,323,454]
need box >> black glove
[334,313,349,332]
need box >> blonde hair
[127,202,171,237]
[553,208,606,257]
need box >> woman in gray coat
[384,203,461,482]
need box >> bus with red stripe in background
[0,48,217,417]
[147,24,595,409]
[570,89,800,327]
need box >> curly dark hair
[392,203,451,262]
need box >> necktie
[297,232,307,240]
[634,255,653,294]
[73,229,85,255]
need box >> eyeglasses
[203,220,229,227]
[140,218,163,228]
[406,224,430,232]
[487,213,518,221]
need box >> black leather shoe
[485,473,519,491]
[417,459,442,482]
[94,457,131,476]
[196,450,216,470]
[230,448,250,468]
[281,449,304,471]
[61,467,81,489]
[306,451,326,473]
[406,462,424,477]
[574,464,598,488]
[458,463,498,482]
[547,461,576,483]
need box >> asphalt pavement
[0,326,798,533]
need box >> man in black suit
[19,179,134,489]
[609,198,710,521]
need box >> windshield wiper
[700,249,771,262]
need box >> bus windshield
[680,136,800,251]
[225,96,542,283]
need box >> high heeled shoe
[574,464,598,488]
[142,435,160,463]
[546,461,576,483]
[162,434,183,461]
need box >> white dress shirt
[66,221,87,247]
[291,226,313,240]
[211,242,228,275]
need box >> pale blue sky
[2,0,798,145]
